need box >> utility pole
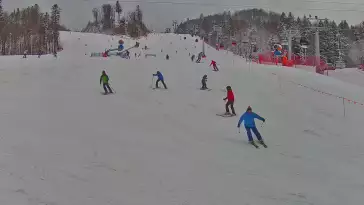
[200,18,205,55]
[315,30,320,66]
[287,29,300,61]
[309,15,326,67]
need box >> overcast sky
[3,0,364,31]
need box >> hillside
[0,31,363,205]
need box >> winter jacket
[210,60,217,66]
[225,90,234,101]
[153,72,164,81]
[100,74,109,84]
[201,77,207,84]
[238,112,265,128]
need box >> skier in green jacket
[100,70,113,94]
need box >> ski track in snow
[0,32,363,205]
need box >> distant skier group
[98,42,267,148]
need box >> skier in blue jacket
[237,106,266,144]
[153,71,167,89]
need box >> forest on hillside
[177,9,364,67]
[82,1,149,38]
[0,0,65,56]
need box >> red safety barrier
[258,52,330,74]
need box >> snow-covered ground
[0,31,363,205]
[295,64,364,88]
[326,68,364,88]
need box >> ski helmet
[247,106,252,111]
[226,86,232,90]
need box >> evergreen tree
[135,5,143,35]
[0,3,65,55]
[278,12,287,41]
[0,0,5,53]
[327,21,339,64]
[44,12,50,52]
[286,12,295,30]
[51,4,61,52]
[115,1,122,23]
[102,4,112,30]
[0,0,5,31]
[338,20,351,61]
[92,8,100,24]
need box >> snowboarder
[153,71,167,89]
[100,70,113,94]
[237,106,266,146]
[191,54,195,62]
[223,86,236,116]
[201,75,208,90]
[210,60,219,71]
[166,54,170,60]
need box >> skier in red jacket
[210,60,219,71]
[223,86,236,116]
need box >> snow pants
[245,126,263,142]
[156,79,167,89]
[225,100,236,115]
[213,65,219,71]
[201,80,207,89]
[103,83,113,93]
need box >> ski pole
[151,76,154,88]
[261,122,265,128]
[238,127,241,133]
[110,85,116,93]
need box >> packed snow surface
[0,32,363,205]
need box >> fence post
[342,97,346,117]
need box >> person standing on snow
[100,70,113,94]
[223,86,236,116]
[210,60,219,71]
[237,106,266,146]
[153,71,167,89]
[201,75,208,90]
[38,49,42,58]
[23,50,28,58]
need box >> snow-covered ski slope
[295,64,364,88]
[0,31,363,205]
